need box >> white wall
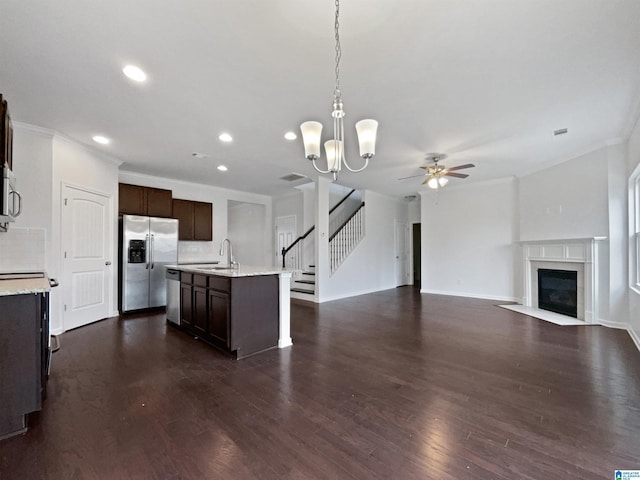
[606,143,629,326]
[51,136,120,333]
[12,124,53,236]
[228,202,267,266]
[11,125,120,335]
[627,116,640,347]
[118,172,272,265]
[321,190,408,301]
[273,191,304,237]
[420,178,518,301]
[518,148,609,241]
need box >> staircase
[290,265,316,300]
[282,188,365,302]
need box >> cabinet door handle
[105,261,112,266]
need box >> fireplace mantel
[519,237,606,323]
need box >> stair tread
[291,287,315,294]
[302,272,315,276]
[296,280,315,285]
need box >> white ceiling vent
[553,128,568,136]
[280,173,308,182]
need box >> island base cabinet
[179,273,279,359]
[0,293,46,441]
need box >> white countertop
[166,264,294,277]
[0,277,51,296]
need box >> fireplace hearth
[537,268,578,318]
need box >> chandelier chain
[334,0,341,98]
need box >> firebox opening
[537,269,578,318]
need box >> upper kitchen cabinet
[172,198,212,241]
[1,95,13,170]
[118,183,173,218]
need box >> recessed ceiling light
[92,135,110,145]
[122,65,147,82]
[217,165,228,171]
[219,133,233,142]
[284,131,297,140]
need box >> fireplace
[537,269,578,318]
[519,237,605,323]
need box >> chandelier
[300,0,378,181]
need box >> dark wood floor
[1,288,639,479]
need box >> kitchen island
[167,265,293,359]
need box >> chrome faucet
[219,238,237,268]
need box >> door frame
[60,182,114,332]
[275,215,297,267]
[395,220,410,287]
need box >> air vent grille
[280,173,308,182]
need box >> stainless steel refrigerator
[120,215,178,313]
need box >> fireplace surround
[519,237,605,323]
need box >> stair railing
[329,202,365,274]
[281,189,356,269]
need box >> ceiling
[2,0,640,199]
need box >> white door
[275,215,296,267]
[62,185,112,330]
[395,220,410,286]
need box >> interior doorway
[61,184,113,331]
[412,223,421,288]
[395,220,410,287]
[275,215,296,267]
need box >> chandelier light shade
[300,0,378,181]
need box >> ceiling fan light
[300,121,323,159]
[324,140,343,173]
[427,177,439,189]
[438,177,448,187]
[355,119,378,157]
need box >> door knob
[105,261,112,266]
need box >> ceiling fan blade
[398,173,427,180]
[445,163,475,172]
[444,172,469,178]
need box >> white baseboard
[420,288,518,303]
[318,284,397,303]
[628,324,640,353]
[597,318,629,329]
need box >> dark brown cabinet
[192,275,208,337]
[180,274,193,328]
[208,289,230,347]
[178,272,278,359]
[118,183,173,218]
[1,94,13,170]
[0,292,48,440]
[172,199,212,241]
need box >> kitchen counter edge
[0,277,51,296]
[166,264,295,278]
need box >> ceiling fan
[399,153,475,189]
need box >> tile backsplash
[0,228,46,273]
[178,241,221,264]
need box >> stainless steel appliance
[0,164,21,231]
[120,215,178,312]
[165,268,180,325]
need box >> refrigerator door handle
[145,234,150,269]
[150,234,155,269]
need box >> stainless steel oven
[1,164,21,231]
